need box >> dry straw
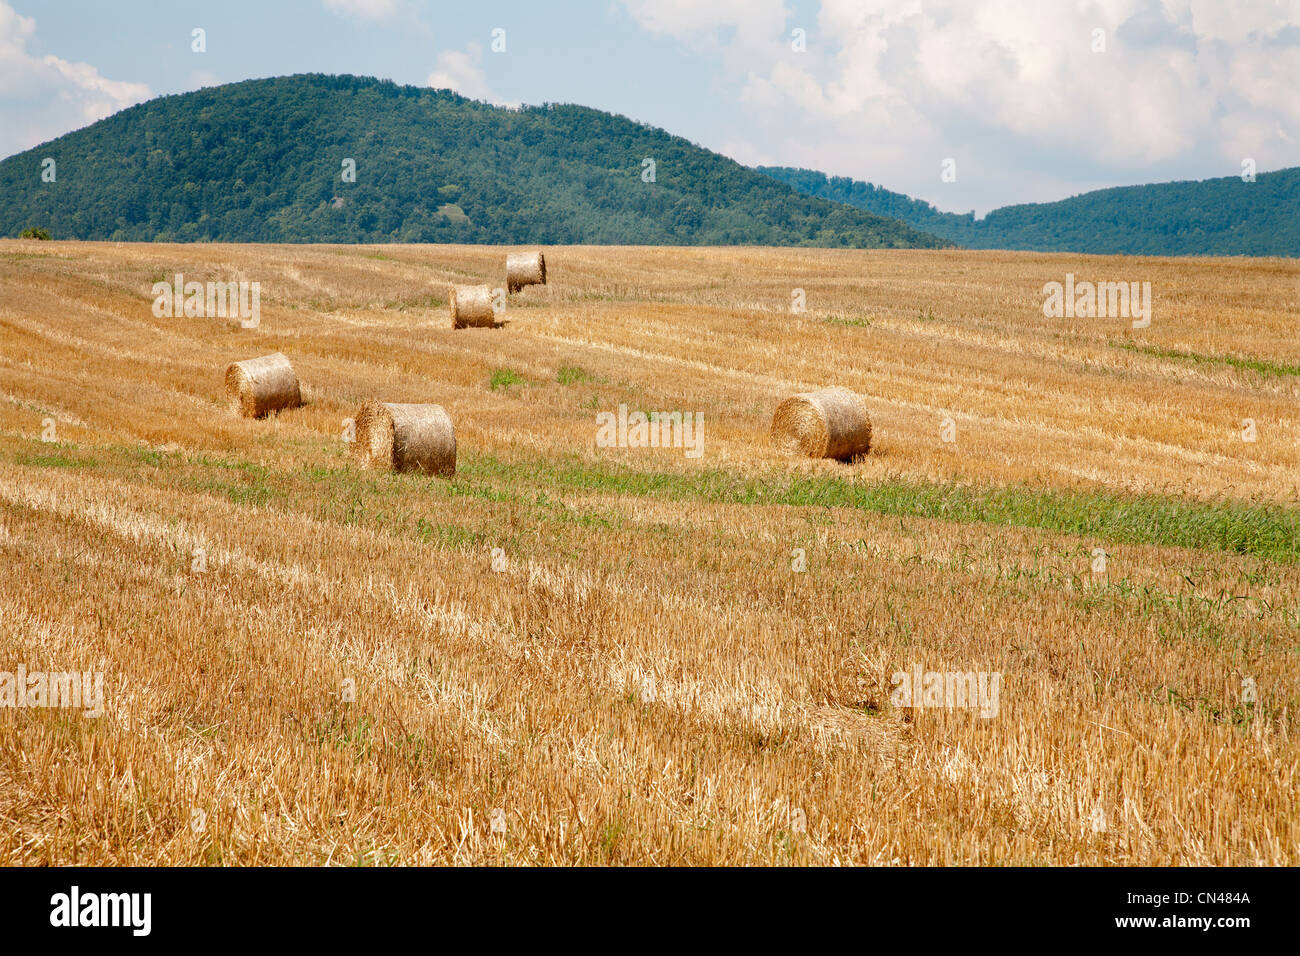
[225,352,302,418]
[449,284,497,329]
[506,251,547,293]
[771,387,872,461]
[354,401,456,475]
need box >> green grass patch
[132,447,167,467]
[823,314,873,328]
[557,365,601,385]
[195,474,280,508]
[415,518,486,550]
[489,368,529,391]
[16,449,96,469]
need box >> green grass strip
[458,456,1300,564]
[1113,340,1300,379]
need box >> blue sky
[3,0,1298,215]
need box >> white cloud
[620,0,790,52]
[426,44,518,108]
[623,0,1300,213]
[0,1,150,159]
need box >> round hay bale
[225,352,302,418]
[354,401,456,475]
[771,387,872,461]
[506,251,547,293]
[449,284,496,329]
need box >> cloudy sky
[3,0,1297,214]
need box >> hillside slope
[0,74,942,248]
[760,165,1300,256]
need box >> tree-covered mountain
[0,74,942,248]
[758,165,1299,257]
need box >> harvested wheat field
[0,239,1298,866]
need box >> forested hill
[0,74,943,248]
[759,165,1300,257]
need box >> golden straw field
[1,239,1298,865]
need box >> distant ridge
[759,165,1300,257]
